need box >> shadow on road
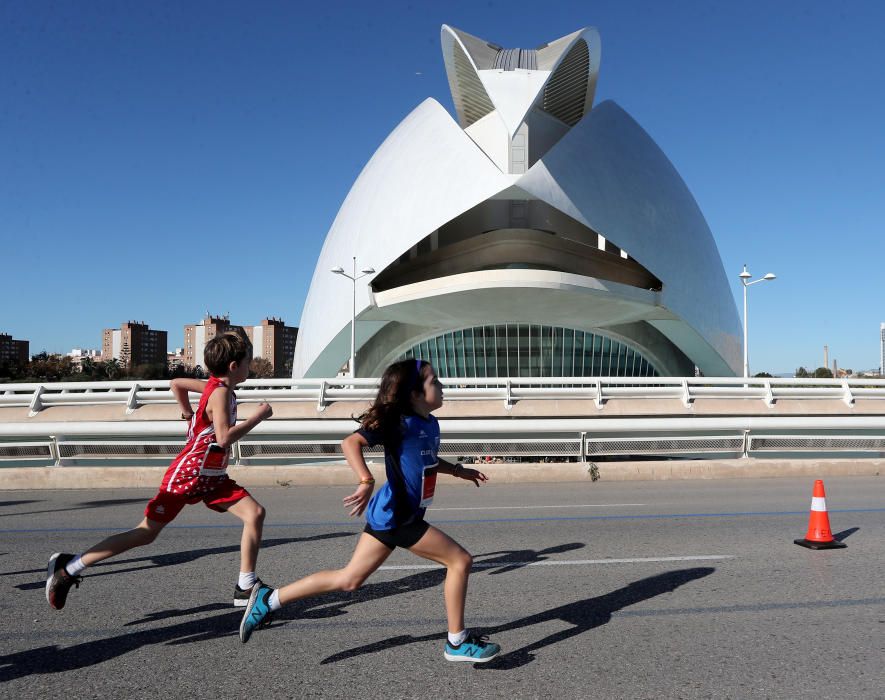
[833,527,859,542]
[9,532,356,588]
[0,607,244,682]
[0,498,147,519]
[320,567,716,668]
[276,542,587,621]
[0,500,43,509]
[0,542,592,680]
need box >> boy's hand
[256,403,273,420]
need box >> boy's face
[228,350,252,385]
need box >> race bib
[419,463,438,508]
[199,442,229,477]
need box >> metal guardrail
[2,378,884,467]
[1,417,884,467]
[3,376,885,415]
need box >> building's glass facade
[398,324,659,378]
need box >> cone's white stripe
[810,497,827,512]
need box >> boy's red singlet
[161,376,237,496]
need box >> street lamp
[739,264,776,378]
[331,257,375,378]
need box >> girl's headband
[411,359,423,390]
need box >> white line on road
[429,504,646,511]
[378,555,734,571]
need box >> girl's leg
[78,517,167,567]
[224,496,266,574]
[407,526,473,634]
[276,532,392,606]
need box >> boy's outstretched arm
[207,386,272,448]
[170,378,207,419]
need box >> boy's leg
[78,517,167,567]
[46,516,166,610]
[223,495,265,575]
[407,526,473,634]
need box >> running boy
[46,331,273,611]
[239,359,500,663]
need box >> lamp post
[739,264,776,378]
[331,257,375,378]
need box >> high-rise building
[245,318,299,377]
[0,332,29,369]
[102,322,167,368]
[183,315,297,377]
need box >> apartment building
[102,321,167,368]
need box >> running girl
[239,359,500,662]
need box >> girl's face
[412,364,444,414]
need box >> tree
[25,352,75,382]
[795,367,810,378]
[754,372,773,378]
[102,358,122,380]
[813,367,833,378]
[130,362,167,380]
[249,357,274,379]
[79,356,96,376]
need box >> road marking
[3,507,883,533]
[430,503,645,511]
[378,555,734,571]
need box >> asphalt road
[1,477,883,699]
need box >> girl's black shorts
[364,519,430,550]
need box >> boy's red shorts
[144,479,250,523]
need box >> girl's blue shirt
[357,413,440,530]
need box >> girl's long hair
[358,359,426,443]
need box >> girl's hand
[342,482,375,517]
[458,467,488,487]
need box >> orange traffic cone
[794,480,846,549]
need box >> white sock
[448,629,468,646]
[65,555,86,576]
[238,572,257,590]
[268,589,282,612]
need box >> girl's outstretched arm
[341,432,376,516]
[438,458,488,487]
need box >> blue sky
[2,0,883,374]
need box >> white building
[880,322,884,374]
[293,25,742,378]
[67,348,102,370]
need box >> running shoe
[444,633,501,663]
[239,583,274,643]
[234,579,261,607]
[46,553,82,610]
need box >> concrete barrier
[0,458,880,490]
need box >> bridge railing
[3,376,885,415]
[1,415,885,467]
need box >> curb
[0,459,881,490]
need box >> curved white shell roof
[293,27,740,378]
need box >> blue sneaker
[444,633,501,663]
[239,583,274,643]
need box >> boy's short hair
[204,331,252,376]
